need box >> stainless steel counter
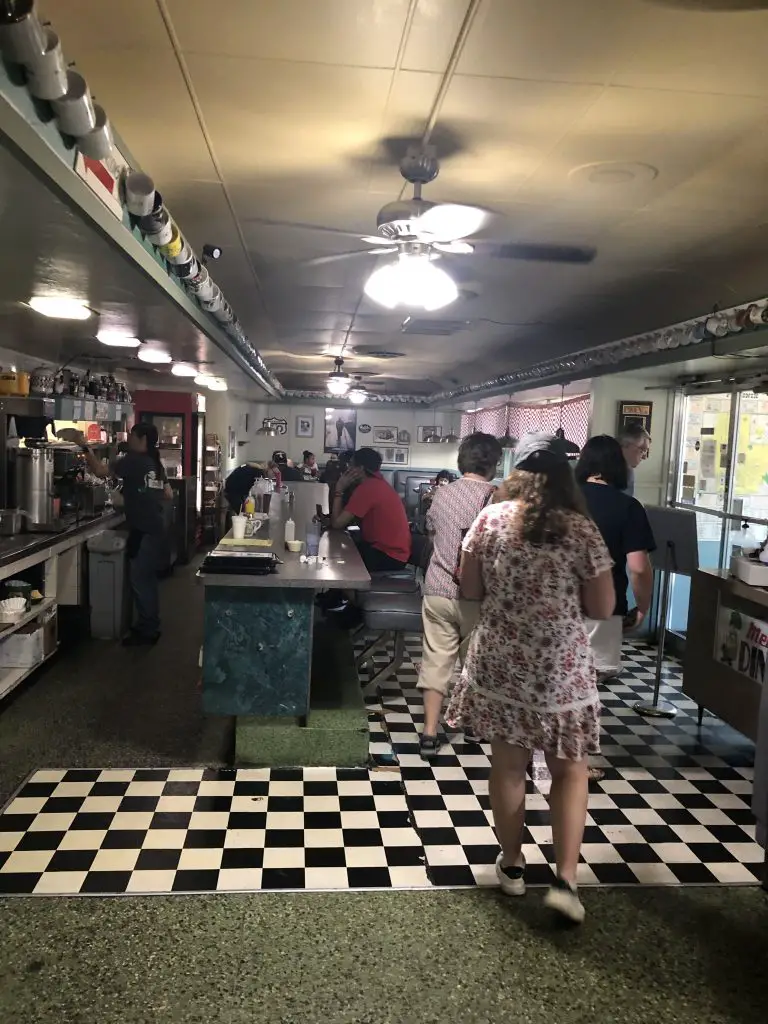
[0,511,125,581]
[199,520,370,591]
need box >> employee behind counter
[64,423,173,647]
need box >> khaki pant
[417,595,481,697]
[585,615,623,677]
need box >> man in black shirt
[224,463,267,513]
[575,435,656,679]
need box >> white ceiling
[35,0,768,396]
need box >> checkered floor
[0,640,762,896]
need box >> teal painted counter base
[202,586,313,717]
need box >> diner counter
[199,520,371,591]
[0,511,125,581]
[683,567,768,742]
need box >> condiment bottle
[284,516,295,544]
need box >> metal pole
[634,541,677,718]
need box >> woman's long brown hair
[497,463,587,544]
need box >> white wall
[589,371,674,506]
[205,394,460,474]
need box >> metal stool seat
[357,589,423,687]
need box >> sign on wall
[617,401,653,437]
[715,605,768,685]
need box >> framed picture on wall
[296,414,314,439]
[417,425,441,443]
[617,401,653,436]
[324,408,357,453]
[393,446,409,465]
[373,426,397,444]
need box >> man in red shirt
[330,447,411,571]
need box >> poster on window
[715,605,768,685]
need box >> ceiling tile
[186,55,396,183]
[516,85,768,207]
[426,76,603,204]
[455,0,639,84]
[612,5,768,97]
[401,0,472,72]
[38,0,170,52]
[57,50,217,180]
[167,0,412,68]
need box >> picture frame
[296,414,314,439]
[393,446,409,465]
[617,401,653,437]
[324,408,357,454]
[417,425,441,443]
[373,426,397,444]
[376,445,410,466]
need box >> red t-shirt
[345,473,411,564]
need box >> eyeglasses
[628,441,651,459]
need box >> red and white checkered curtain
[460,396,589,449]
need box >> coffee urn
[15,446,54,529]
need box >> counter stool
[357,589,423,688]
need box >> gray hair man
[618,422,651,497]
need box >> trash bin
[87,531,130,639]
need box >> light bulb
[28,296,91,320]
[348,387,367,404]
[171,362,199,377]
[327,375,351,396]
[97,330,141,348]
[364,255,458,311]
[137,344,172,364]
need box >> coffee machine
[15,443,54,530]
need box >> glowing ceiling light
[28,296,91,320]
[171,362,199,377]
[207,378,227,391]
[326,357,351,397]
[137,343,172,364]
[97,330,141,348]
[364,255,458,311]
[194,373,214,387]
[348,383,367,404]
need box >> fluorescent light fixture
[28,296,91,320]
[137,343,172,364]
[194,373,214,387]
[171,362,199,377]
[207,378,227,391]
[97,330,141,348]
[364,255,458,311]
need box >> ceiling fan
[296,145,597,271]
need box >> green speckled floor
[1,887,767,1023]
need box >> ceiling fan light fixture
[171,362,199,377]
[137,343,172,364]
[207,378,228,391]
[348,377,367,404]
[97,330,141,348]
[194,373,214,387]
[364,254,458,311]
[28,296,92,320]
[327,356,351,396]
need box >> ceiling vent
[351,346,405,359]
[399,318,470,336]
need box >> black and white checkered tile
[0,640,762,895]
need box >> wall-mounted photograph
[376,445,410,466]
[324,408,357,453]
[296,414,314,439]
[417,425,442,443]
[373,425,397,444]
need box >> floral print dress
[446,500,613,760]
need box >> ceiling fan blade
[245,217,367,241]
[433,240,474,254]
[484,241,596,264]
[295,249,390,268]
[360,235,397,246]
[414,203,488,242]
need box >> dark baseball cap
[271,450,288,464]
[511,433,570,471]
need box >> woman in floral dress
[447,434,614,923]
